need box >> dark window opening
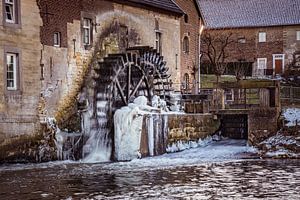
[184,14,189,23]
[156,32,162,55]
[183,36,189,54]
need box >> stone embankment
[0,120,57,163]
[258,108,300,158]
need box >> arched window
[183,36,189,53]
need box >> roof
[198,0,300,29]
[113,0,184,15]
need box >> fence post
[290,86,293,103]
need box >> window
[297,31,300,41]
[183,36,189,53]
[5,0,15,23]
[259,32,266,42]
[238,36,246,43]
[257,58,267,69]
[83,18,92,45]
[225,89,234,102]
[6,53,18,90]
[155,32,162,54]
[155,18,159,31]
[53,32,61,47]
[183,73,189,90]
[3,0,20,27]
[184,14,189,23]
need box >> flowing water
[0,140,299,200]
[81,92,112,163]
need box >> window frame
[258,32,266,43]
[257,58,267,69]
[2,0,21,28]
[225,89,234,102]
[297,31,300,41]
[4,0,15,23]
[53,32,61,47]
[6,53,17,90]
[3,47,22,94]
[82,18,92,46]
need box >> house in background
[198,0,300,77]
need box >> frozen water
[114,106,144,161]
[114,96,152,161]
[105,139,258,171]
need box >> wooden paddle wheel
[93,46,172,111]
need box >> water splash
[81,93,112,163]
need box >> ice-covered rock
[259,133,300,158]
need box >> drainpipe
[198,24,205,93]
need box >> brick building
[174,0,202,91]
[198,0,300,77]
[0,0,202,139]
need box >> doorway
[273,54,285,75]
[221,114,248,139]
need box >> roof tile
[198,0,300,28]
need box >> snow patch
[283,108,300,127]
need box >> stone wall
[0,0,43,139]
[140,113,220,157]
[38,0,182,125]
[248,108,280,145]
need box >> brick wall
[202,27,285,72]
[283,25,300,66]
[174,0,200,87]
[38,0,113,47]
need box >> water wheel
[93,46,171,110]
[84,46,171,161]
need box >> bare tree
[201,30,234,83]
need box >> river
[0,139,299,200]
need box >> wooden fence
[281,86,300,103]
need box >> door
[273,54,284,75]
[275,59,283,74]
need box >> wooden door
[275,59,283,74]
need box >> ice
[166,137,214,153]
[114,96,150,161]
[283,108,300,127]
[103,139,257,171]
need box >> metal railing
[252,69,275,78]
